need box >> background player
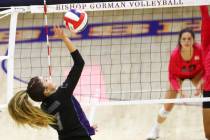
[146,27,204,139]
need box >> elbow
[80,58,85,66]
[78,61,85,72]
[74,56,85,66]
[81,60,85,68]
[76,59,85,68]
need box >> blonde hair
[8,90,56,128]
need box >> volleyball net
[0,1,210,107]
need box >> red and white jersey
[168,44,203,91]
[200,6,210,91]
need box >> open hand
[53,25,67,40]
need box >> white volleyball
[64,9,88,33]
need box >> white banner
[28,0,210,13]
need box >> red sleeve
[168,53,180,92]
[205,55,210,77]
[200,6,210,50]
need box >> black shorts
[203,91,210,108]
[60,136,92,140]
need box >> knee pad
[158,107,170,118]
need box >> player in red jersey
[199,5,210,140]
[146,27,204,139]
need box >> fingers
[53,25,59,36]
[53,25,66,39]
[180,94,186,98]
[194,82,203,96]
[53,25,62,34]
[92,124,98,132]
[180,92,188,98]
[194,92,200,96]
[194,87,202,96]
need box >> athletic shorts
[203,90,210,108]
[60,136,92,140]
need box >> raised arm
[200,6,210,50]
[64,50,85,94]
[53,25,76,53]
[200,6,209,18]
[54,26,85,94]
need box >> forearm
[62,36,76,53]
[169,78,180,92]
[64,50,85,94]
[205,55,210,77]
[168,56,180,91]
[71,50,85,65]
[200,6,209,19]
[200,6,210,49]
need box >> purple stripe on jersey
[71,96,95,136]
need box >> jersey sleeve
[205,55,210,77]
[168,54,180,92]
[62,50,85,95]
[200,6,210,50]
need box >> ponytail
[8,90,56,128]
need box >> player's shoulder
[193,43,203,55]
[194,43,202,50]
[171,47,179,57]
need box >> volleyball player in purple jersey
[8,26,97,140]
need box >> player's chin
[183,44,191,48]
[49,83,57,91]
